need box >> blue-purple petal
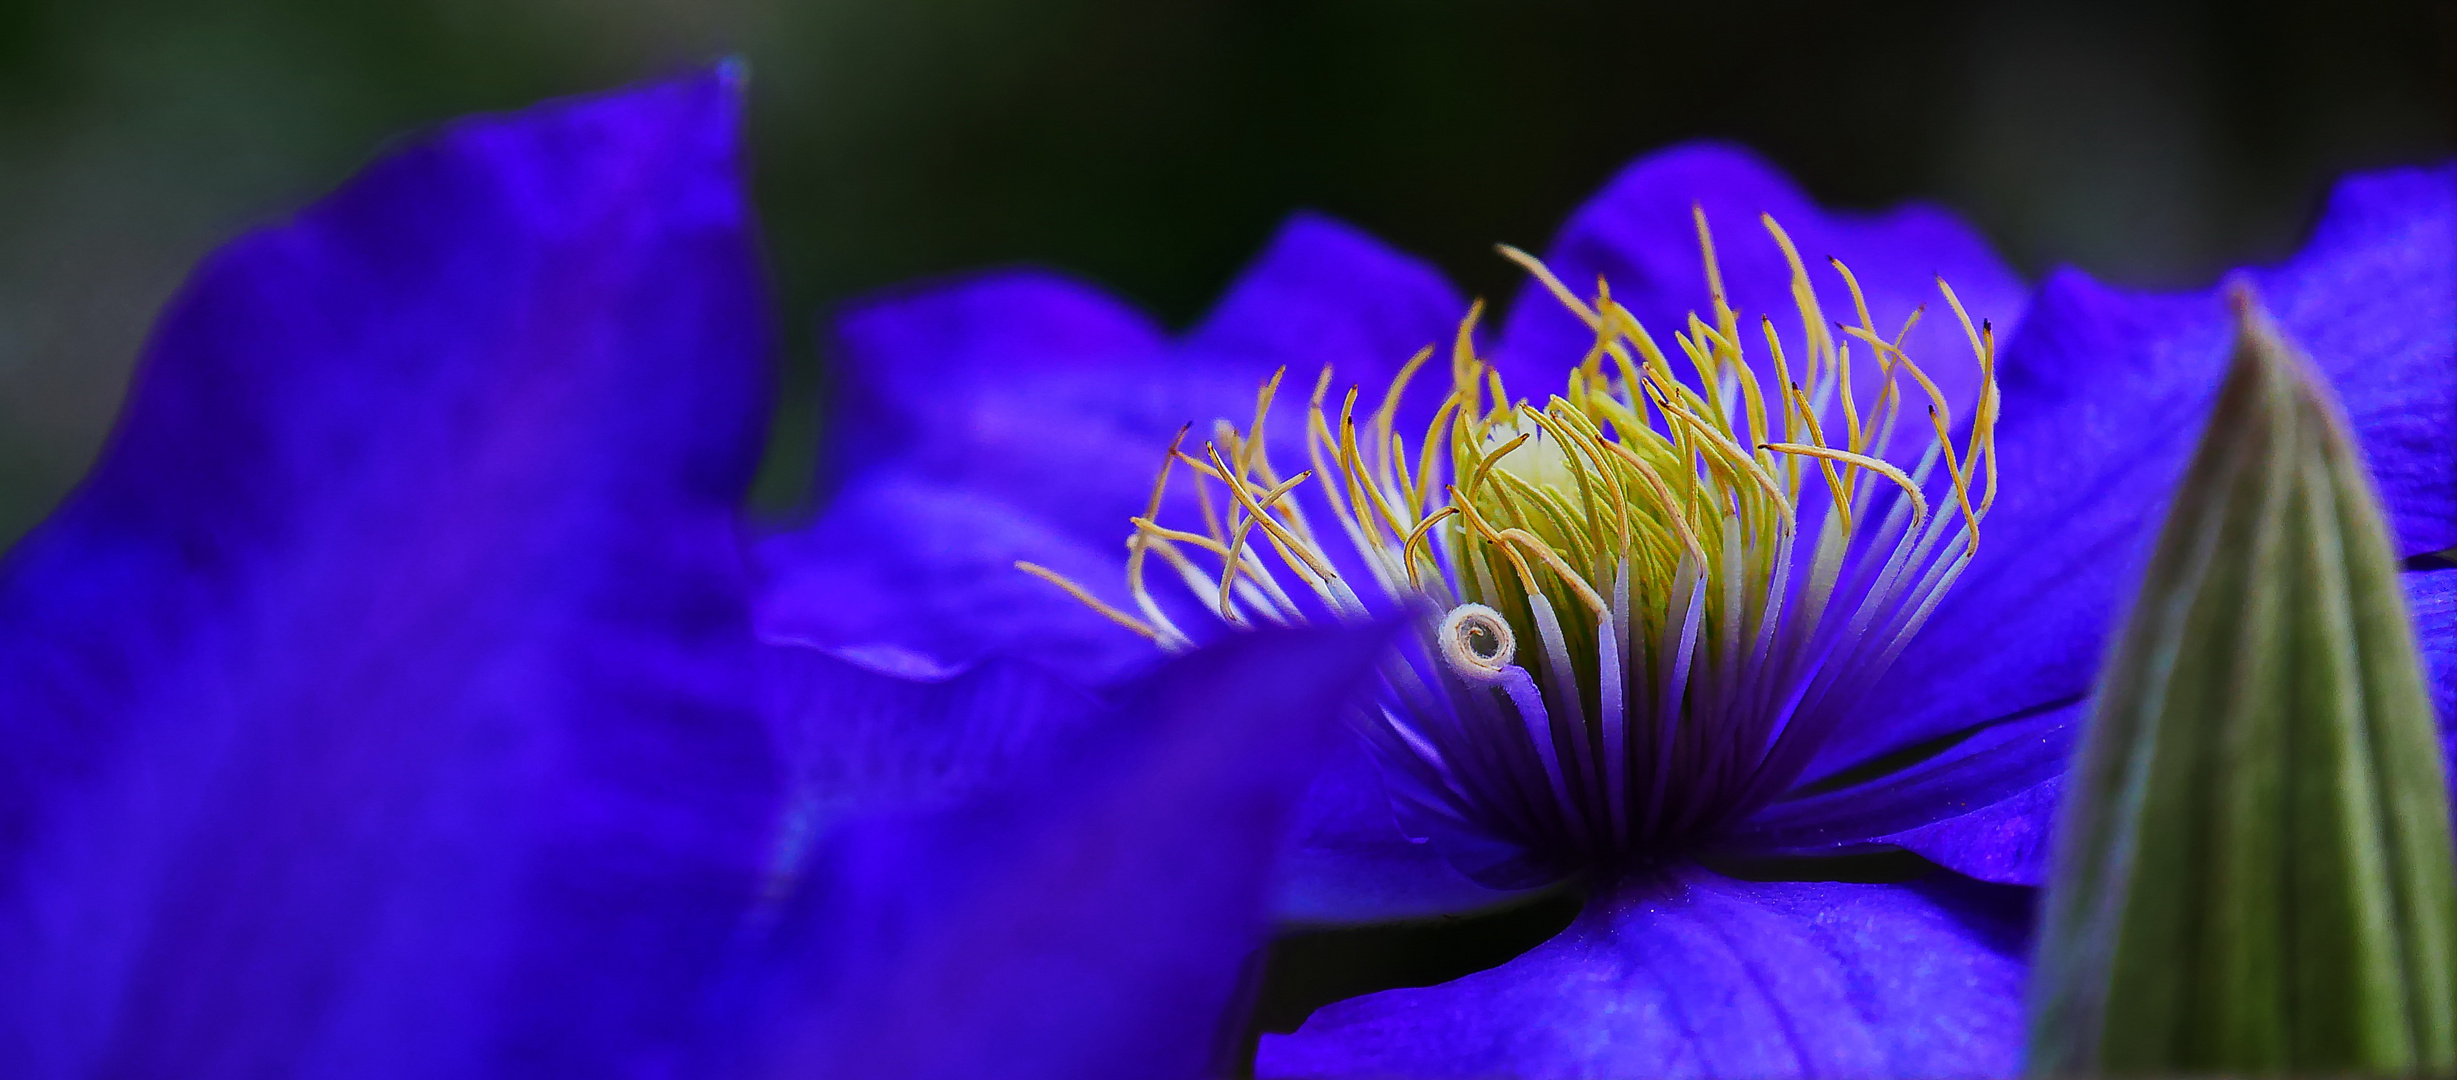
[1258,865,2030,1079]
[1756,560,2457,888]
[1879,778,2063,887]
[1822,162,2457,776]
[764,213,1462,678]
[755,470,1169,683]
[1730,700,2081,887]
[760,639,1101,813]
[0,71,773,1076]
[1273,733,1556,926]
[726,625,1394,1080]
[1182,212,1465,422]
[2250,165,2457,553]
[822,268,1170,489]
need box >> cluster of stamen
[1024,208,2001,878]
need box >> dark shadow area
[1238,884,1586,1058]
[1698,847,1945,885]
[1790,692,2086,799]
[0,0,2449,541]
[2402,549,2457,571]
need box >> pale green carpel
[2029,284,2457,1074]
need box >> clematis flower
[0,68,1395,1079]
[763,138,2457,1076]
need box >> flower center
[1023,208,2001,881]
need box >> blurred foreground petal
[734,624,1393,1080]
[0,70,774,1076]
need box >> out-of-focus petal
[724,625,1394,1080]
[825,268,1170,485]
[760,640,1101,814]
[0,70,773,1076]
[764,213,1460,678]
[820,266,1209,541]
[1182,212,1465,425]
[1258,865,2030,1079]
[1273,735,1556,926]
[1494,142,2028,440]
[1821,162,2457,775]
[2252,165,2457,552]
[755,472,1168,684]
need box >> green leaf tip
[2029,283,2457,1075]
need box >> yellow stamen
[1016,561,1160,640]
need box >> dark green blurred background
[0,0,2447,542]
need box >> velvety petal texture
[0,70,773,1077]
[758,214,1463,681]
[722,625,1395,1080]
[1258,868,2032,1079]
[1820,162,2457,777]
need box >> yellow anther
[1131,517,1235,557]
[1498,527,1609,618]
[1207,443,1335,582]
[1016,561,1160,641]
[1762,443,1927,527]
[1401,506,1462,590]
[1497,244,1599,328]
[1462,431,1534,501]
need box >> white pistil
[1438,604,1516,683]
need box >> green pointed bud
[2029,284,2457,1075]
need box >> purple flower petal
[822,268,1171,490]
[1494,142,2029,440]
[731,624,1395,1080]
[1273,733,1556,926]
[1879,778,2063,887]
[0,71,774,1075]
[2415,567,2457,745]
[1182,212,1465,423]
[764,213,1461,678]
[756,471,1169,684]
[2254,165,2457,554]
[1750,560,2457,889]
[1757,537,2457,893]
[760,640,1100,814]
[1257,865,2030,1079]
[760,269,1242,678]
[1727,700,2080,887]
[1823,162,2457,776]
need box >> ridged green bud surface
[2029,286,2457,1074]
